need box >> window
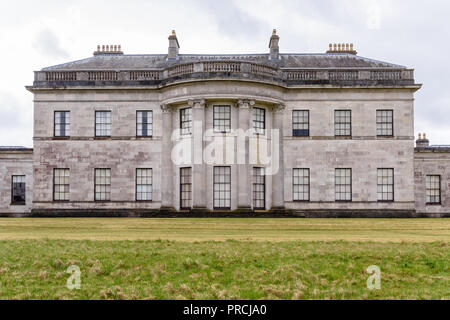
[377,110,393,136]
[335,169,352,202]
[54,169,70,201]
[95,169,111,201]
[54,111,70,137]
[377,169,394,202]
[426,175,441,205]
[335,110,351,136]
[136,169,152,201]
[293,110,309,137]
[180,167,192,209]
[137,111,153,137]
[213,106,231,133]
[213,166,231,210]
[253,167,265,210]
[180,108,192,135]
[293,169,310,201]
[95,111,111,137]
[253,107,265,135]
[11,175,26,204]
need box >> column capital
[188,99,206,108]
[160,104,173,113]
[237,99,256,109]
[273,103,286,113]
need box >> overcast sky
[0,0,449,147]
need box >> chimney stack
[416,133,430,148]
[269,29,280,60]
[167,30,180,61]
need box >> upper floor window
[54,169,70,201]
[335,110,351,137]
[293,110,309,137]
[213,106,231,133]
[137,111,153,137]
[95,168,111,201]
[426,175,441,205]
[54,111,70,137]
[377,110,394,137]
[377,168,394,202]
[95,111,111,137]
[180,108,192,135]
[253,107,265,135]
[335,168,352,202]
[11,175,26,205]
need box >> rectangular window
[377,169,394,202]
[137,111,153,137]
[54,111,70,137]
[95,111,111,137]
[377,110,393,136]
[293,110,309,137]
[180,108,192,135]
[335,110,352,137]
[293,169,310,201]
[11,175,26,204]
[253,167,265,210]
[213,166,231,210]
[53,169,70,201]
[213,106,231,133]
[95,169,111,201]
[426,175,441,205]
[335,169,352,202]
[136,169,152,201]
[253,107,266,135]
[180,167,192,210]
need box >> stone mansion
[0,30,449,217]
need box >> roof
[42,53,406,71]
[0,146,33,152]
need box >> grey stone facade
[0,31,448,217]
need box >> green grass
[0,219,448,300]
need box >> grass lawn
[0,218,448,300]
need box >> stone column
[237,99,254,211]
[161,104,175,210]
[272,104,285,210]
[190,99,207,211]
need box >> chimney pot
[167,30,180,60]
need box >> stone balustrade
[34,60,416,87]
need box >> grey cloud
[33,29,69,59]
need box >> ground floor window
[426,175,441,205]
[253,167,265,210]
[54,169,70,201]
[180,167,192,209]
[293,168,310,201]
[95,169,111,201]
[335,169,352,202]
[213,166,231,210]
[11,175,26,204]
[377,169,394,202]
[136,169,152,201]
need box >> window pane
[377,168,394,202]
[214,167,231,209]
[293,110,310,137]
[334,110,351,136]
[136,169,152,201]
[180,168,192,209]
[95,111,111,137]
[376,110,393,136]
[12,175,26,204]
[253,167,265,209]
[54,111,70,137]
[180,108,192,135]
[426,175,441,204]
[54,169,70,201]
[213,106,231,133]
[137,111,153,137]
[293,169,310,201]
[253,108,265,135]
[95,169,111,201]
[335,169,352,201]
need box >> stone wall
[0,149,33,216]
